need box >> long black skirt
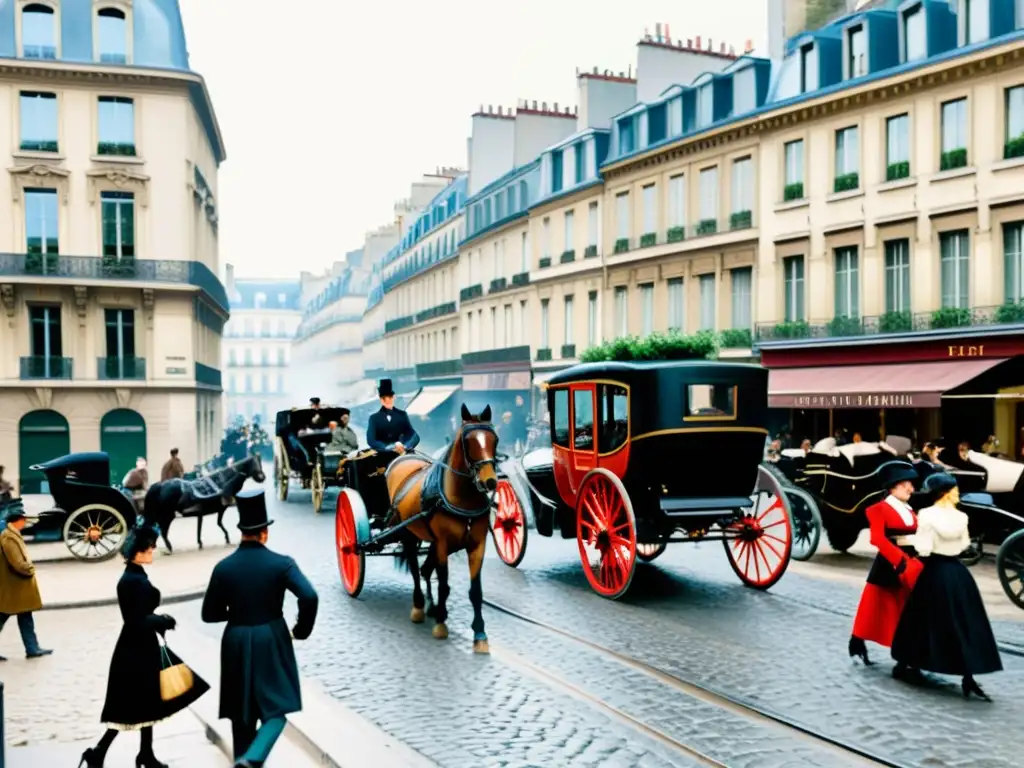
[891,555,1003,676]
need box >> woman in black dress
[891,472,1003,700]
[79,523,209,767]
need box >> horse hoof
[473,640,490,654]
[432,623,449,640]
[410,607,425,624]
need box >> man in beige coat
[0,503,51,659]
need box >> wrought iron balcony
[98,356,145,380]
[20,356,72,380]
[415,302,457,324]
[384,315,415,334]
[459,284,483,302]
[195,362,222,389]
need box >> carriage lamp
[688,527,709,539]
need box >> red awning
[768,358,1008,409]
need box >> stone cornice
[86,166,151,206]
[602,44,1024,182]
[0,57,201,91]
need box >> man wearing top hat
[201,489,318,767]
[286,397,323,473]
[366,378,420,456]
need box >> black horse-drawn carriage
[500,360,795,599]
[273,405,350,513]
[773,439,1024,610]
[20,452,139,561]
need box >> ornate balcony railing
[384,315,415,334]
[98,356,145,380]
[195,363,222,389]
[20,356,72,380]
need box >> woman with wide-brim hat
[848,461,925,682]
[891,472,1002,700]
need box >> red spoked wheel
[491,479,528,568]
[576,469,637,600]
[335,489,366,598]
[722,466,793,590]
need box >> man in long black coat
[201,489,318,767]
[366,378,420,455]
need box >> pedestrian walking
[0,503,51,660]
[891,472,1002,700]
[848,462,924,682]
[0,465,13,501]
[160,448,185,482]
[81,521,209,767]
[123,457,149,514]
[201,489,318,767]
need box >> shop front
[461,347,532,453]
[760,329,1024,451]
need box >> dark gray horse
[143,453,265,552]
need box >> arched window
[22,4,56,60]
[97,7,128,64]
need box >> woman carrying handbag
[80,522,210,768]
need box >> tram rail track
[478,596,911,768]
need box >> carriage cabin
[275,406,349,455]
[543,361,770,534]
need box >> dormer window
[903,4,926,62]
[21,3,57,60]
[697,83,713,128]
[97,7,128,63]
[551,149,564,193]
[962,0,989,45]
[668,97,683,137]
[733,67,756,114]
[574,143,585,184]
[799,43,817,93]
[847,25,867,79]
[618,117,635,155]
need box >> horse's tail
[394,532,417,573]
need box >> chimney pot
[497,105,503,115]
[687,38,692,49]
[729,45,736,56]
[745,39,754,53]
[655,22,662,41]
[708,38,713,51]
[593,65,598,74]
[720,42,726,53]
[532,99,537,109]
[542,101,547,110]
[665,22,671,42]
[554,101,559,111]
[695,35,701,48]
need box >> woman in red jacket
[848,462,925,683]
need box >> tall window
[731,267,752,329]
[19,92,58,152]
[564,209,574,252]
[668,175,685,228]
[733,67,756,114]
[1008,86,1024,148]
[97,96,136,155]
[97,7,128,63]
[699,167,718,222]
[25,188,59,259]
[884,240,911,313]
[697,83,713,127]
[542,217,551,258]
[618,118,635,155]
[963,0,989,45]
[616,192,630,240]
[904,4,926,62]
[614,286,628,335]
[29,305,63,375]
[848,24,867,79]
[466,312,475,352]
[783,256,805,322]
[101,191,135,262]
[834,246,860,318]
[587,202,599,247]
[519,300,528,344]
[1005,222,1024,303]
[668,97,682,137]
[940,230,970,309]
[520,231,529,272]
[784,140,804,191]
[104,309,136,376]
[642,184,656,235]
[504,305,513,347]
[667,278,684,331]
[640,283,654,335]
[730,157,753,213]
[835,126,860,179]
[491,307,499,348]
[563,295,574,345]
[21,3,56,59]
[574,143,585,184]
[800,43,817,92]
[941,98,968,164]
[698,274,716,330]
[886,114,910,176]
[587,291,598,346]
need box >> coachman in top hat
[201,489,318,767]
[366,378,420,456]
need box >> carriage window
[685,384,737,420]
[598,384,628,453]
[573,389,595,451]
[551,388,570,447]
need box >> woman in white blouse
[890,472,1002,700]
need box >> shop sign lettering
[790,393,916,408]
[948,345,984,357]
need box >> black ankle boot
[893,663,927,685]
[135,754,168,768]
[78,748,104,768]
[848,635,872,665]
[962,675,992,701]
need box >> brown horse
[387,404,499,653]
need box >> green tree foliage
[579,330,720,363]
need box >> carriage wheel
[62,504,129,562]
[784,488,822,561]
[996,528,1024,610]
[723,465,793,590]
[336,489,368,598]
[275,437,290,502]
[311,463,325,514]
[575,469,637,600]
[491,479,528,568]
[636,542,667,562]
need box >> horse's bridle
[420,423,504,495]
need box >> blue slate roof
[230,280,302,311]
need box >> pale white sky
[178,1,768,279]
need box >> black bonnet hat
[236,488,274,531]
[378,378,395,397]
[309,397,321,406]
[880,462,918,490]
[923,472,958,497]
[122,520,160,560]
